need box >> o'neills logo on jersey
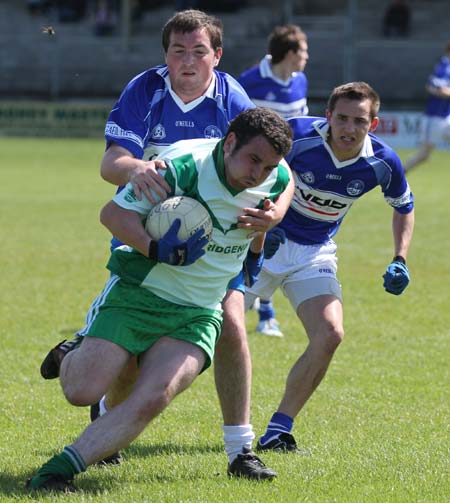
[175,120,194,127]
[346,179,365,196]
[207,242,247,255]
[204,125,223,138]
[151,124,166,139]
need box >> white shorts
[245,239,342,312]
[420,115,450,145]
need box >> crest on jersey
[151,124,166,140]
[204,125,223,138]
[265,92,277,101]
[347,179,365,196]
[300,171,315,184]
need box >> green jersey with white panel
[110,137,290,310]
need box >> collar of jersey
[158,67,217,113]
[212,139,242,196]
[313,120,375,168]
[259,55,296,86]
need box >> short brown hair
[225,107,293,158]
[162,9,223,53]
[268,25,307,64]
[327,82,380,119]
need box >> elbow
[100,203,113,229]
[100,158,111,183]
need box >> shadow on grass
[4,442,225,496]
[1,470,118,497]
[126,440,223,458]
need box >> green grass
[1,138,449,502]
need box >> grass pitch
[0,138,449,502]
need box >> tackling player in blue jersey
[39,9,293,479]
[404,40,450,172]
[238,24,309,337]
[244,82,415,452]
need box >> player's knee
[319,323,344,354]
[135,389,172,423]
[62,382,103,407]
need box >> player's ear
[223,132,236,154]
[214,48,223,67]
[369,116,379,132]
[325,109,332,122]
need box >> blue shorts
[228,270,245,293]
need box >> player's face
[165,28,222,103]
[326,98,379,161]
[288,40,309,72]
[223,133,282,190]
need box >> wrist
[148,240,158,260]
[247,250,263,259]
[393,255,406,264]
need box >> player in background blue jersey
[404,40,450,172]
[39,9,294,479]
[238,24,309,337]
[243,82,415,452]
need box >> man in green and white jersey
[26,108,293,492]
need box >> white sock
[98,395,108,416]
[223,424,255,463]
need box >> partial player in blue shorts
[404,40,450,172]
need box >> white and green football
[145,196,213,241]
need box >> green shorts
[84,277,222,372]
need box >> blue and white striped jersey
[105,65,254,161]
[425,55,450,118]
[281,117,414,245]
[238,55,308,119]
[104,65,254,249]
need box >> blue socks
[259,412,294,445]
[258,299,275,321]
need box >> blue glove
[264,227,286,260]
[243,251,264,288]
[149,219,208,266]
[383,259,410,295]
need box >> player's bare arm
[426,84,450,99]
[100,200,151,257]
[237,169,294,233]
[392,209,415,259]
[249,232,265,254]
[101,144,171,203]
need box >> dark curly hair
[225,108,293,157]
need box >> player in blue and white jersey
[238,24,308,120]
[243,82,415,453]
[238,24,309,336]
[39,9,293,479]
[404,40,450,172]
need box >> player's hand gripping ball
[146,196,212,266]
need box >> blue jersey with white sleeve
[104,65,254,249]
[281,117,414,245]
[238,56,308,118]
[106,65,254,160]
[425,55,450,118]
